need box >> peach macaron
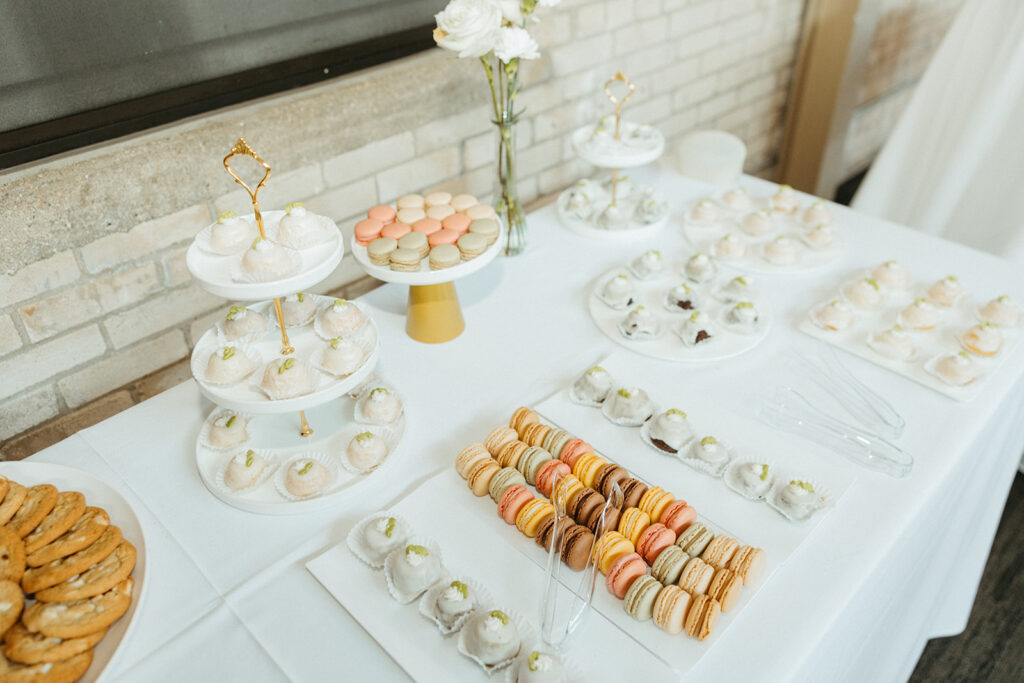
[660,500,697,535]
[498,484,534,525]
[412,218,442,236]
[442,213,472,234]
[381,222,411,240]
[428,229,460,247]
[606,552,648,599]
[367,205,396,224]
[636,523,675,565]
[354,218,383,245]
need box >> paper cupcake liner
[719,307,764,336]
[568,381,610,408]
[594,275,637,311]
[714,283,761,304]
[311,334,375,379]
[896,308,941,332]
[314,300,371,340]
[865,331,917,363]
[252,356,322,401]
[680,262,718,286]
[662,290,703,315]
[683,210,724,228]
[354,385,405,426]
[346,510,413,570]
[192,342,262,387]
[712,190,755,215]
[678,438,734,478]
[923,353,979,388]
[674,321,720,348]
[504,644,585,683]
[340,424,400,475]
[383,537,446,604]
[639,418,695,457]
[265,297,320,331]
[230,244,303,284]
[955,328,1004,359]
[839,279,885,311]
[275,215,338,250]
[198,410,254,451]
[723,459,778,501]
[215,307,272,346]
[627,260,665,280]
[799,230,840,251]
[600,393,655,428]
[194,219,257,256]
[766,479,831,523]
[457,607,535,675]
[975,303,1022,328]
[213,448,278,496]
[418,576,492,636]
[710,239,747,262]
[617,318,663,341]
[758,242,803,268]
[273,452,339,502]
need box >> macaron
[426,204,455,221]
[728,545,767,586]
[606,552,648,599]
[701,535,740,569]
[535,460,570,498]
[496,440,527,470]
[624,574,663,621]
[516,447,549,485]
[678,557,715,595]
[653,585,691,635]
[521,422,551,448]
[560,524,595,571]
[457,232,487,259]
[412,218,442,236]
[660,500,698,535]
[684,594,721,641]
[572,453,607,489]
[455,443,490,478]
[541,428,571,455]
[367,205,396,224]
[618,507,651,547]
[489,467,526,503]
[466,204,496,220]
[509,407,539,436]
[428,228,459,247]
[498,484,534,525]
[676,522,714,557]
[396,207,425,224]
[442,213,472,234]
[568,488,605,528]
[638,486,675,523]
[381,222,412,240]
[467,458,500,496]
[397,194,424,210]
[620,478,649,509]
[707,568,743,612]
[469,218,500,245]
[559,439,592,470]
[515,498,554,538]
[367,237,397,266]
[354,218,383,245]
[484,425,518,457]
[536,515,574,552]
[389,248,421,272]
[594,464,629,501]
[589,504,620,536]
[424,191,452,208]
[551,474,585,512]
[397,231,428,258]
[451,193,478,212]
[651,545,688,585]
[429,243,460,270]
[594,531,634,575]
[636,523,676,565]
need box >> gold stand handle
[299,410,313,437]
[222,138,293,355]
[603,72,636,206]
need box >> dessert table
[25,167,1024,682]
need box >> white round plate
[587,265,772,362]
[350,219,504,286]
[556,186,670,241]
[186,210,344,301]
[571,122,665,168]
[0,461,148,683]
[191,295,378,414]
[194,393,405,515]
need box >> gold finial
[223,138,272,239]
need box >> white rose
[433,0,502,58]
[493,26,540,63]
[494,0,524,24]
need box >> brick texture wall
[0,0,807,457]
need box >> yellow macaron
[551,474,585,510]
[572,453,607,489]
[618,507,652,547]
[638,486,675,523]
[515,498,554,538]
[594,531,634,575]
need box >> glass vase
[494,117,527,256]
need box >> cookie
[3,622,106,665]
[0,580,23,636]
[0,528,26,584]
[36,541,136,603]
[23,493,85,555]
[0,484,27,526]
[6,485,59,539]
[0,649,93,683]
[23,577,133,639]
[26,508,109,568]
[0,478,9,505]
[21,526,121,595]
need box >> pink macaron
[606,552,648,599]
[428,228,460,247]
[381,222,411,240]
[559,439,592,470]
[636,523,676,565]
[498,485,534,525]
[535,460,571,498]
[442,213,472,235]
[412,218,442,236]
[354,218,383,245]
[661,500,698,535]
[367,205,396,224]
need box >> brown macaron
[536,515,575,552]
[568,488,605,527]
[594,464,629,501]
[620,478,649,509]
[588,503,621,536]
[560,524,596,571]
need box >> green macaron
[651,545,688,585]
[623,574,663,622]
[518,447,550,486]
[488,467,526,503]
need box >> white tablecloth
[28,168,1024,682]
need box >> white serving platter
[571,121,666,168]
[350,218,505,287]
[587,264,772,362]
[556,181,670,240]
[186,210,344,301]
[0,461,148,683]
[799,267,1022,402]
[190,296,378,415]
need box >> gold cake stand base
[406,282,465,343]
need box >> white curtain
[852,0,1024,266]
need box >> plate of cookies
[0,462,145,682]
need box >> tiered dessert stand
[186,140,401,514]
[557,72,670,239]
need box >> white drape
[852,0,1024,266]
